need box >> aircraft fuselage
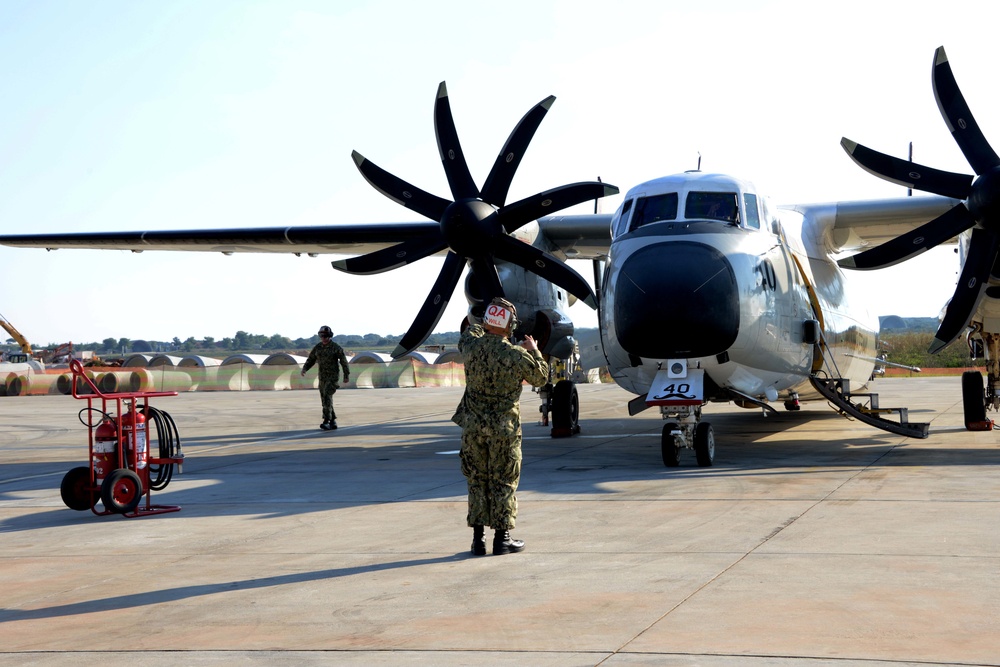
[599,171,878,406]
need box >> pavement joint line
[614,440,917,656]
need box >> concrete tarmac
[1,378,998,666]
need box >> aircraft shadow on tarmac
[2,406,999,534]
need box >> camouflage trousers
[317,378,340,422]
[459,429,522,530]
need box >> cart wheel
[101,468,143,514]
[60,466,98,511]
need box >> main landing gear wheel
[962,370,989,429]
[694,422,715,467]
[661,422,680,467]
[60,466,98,511]
[550,379,580,438]
[101,468,143,514]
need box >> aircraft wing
[0,222,442,256]
[3,197,956,260]
[784,195,961,254]
[536,214,614,259]
[0,215,614,258]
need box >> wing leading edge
[0,222,441,255]
[0,215,615,259]
[783,195,960,256]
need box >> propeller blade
[840,138,973,200]
[390,251,466,358]
[331,235,448,275]
[928,226,1000,353]
[479,95,556,208]
[352,151,451,221]
[493,234,598,309]
[838,203,974,270]
[468,255,505,304]
[434,82,479,201]
[932,46,1000,175]
[498,182,620,234]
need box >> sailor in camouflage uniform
[452,298,549,555]
[301,325,350,430]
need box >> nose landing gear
[659,406,714,468]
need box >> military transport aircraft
[2,46,996,467]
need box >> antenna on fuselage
[696,152,702,171]
[594,176,603,214]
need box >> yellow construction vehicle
[1,312,33,363]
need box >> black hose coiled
[77,406,114,428]
[142,405,182,491]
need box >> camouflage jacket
[451,324,549,435]
[303,340,350,382]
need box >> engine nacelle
[519,309,576,359]
[462,260,577,360]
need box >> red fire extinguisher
[121,403,148,481]
[92,417,118,483]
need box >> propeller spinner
[838,46,1000,353]
[336,82,618,358]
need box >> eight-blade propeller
[337,82,618,358]
[839,46,1000,353]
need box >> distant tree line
[5,330,463,356]
[879,331,974,369]
[877,317,975,368]
[4,321,976,369]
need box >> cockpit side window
[743,193,760,229]
[612,198,634,238]
[685,191,739,224]
[629,193,678,232]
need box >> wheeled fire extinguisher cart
[59,359,185,517]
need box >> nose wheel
[694,422,715,467]
[661,422,681,467]
[659,414,715,467]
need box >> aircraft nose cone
[613,241,739,358]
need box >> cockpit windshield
[685,192,739,224]
[627,193,678,232]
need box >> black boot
[493,529,524,555]
[471,525,486,556]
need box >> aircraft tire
[661,423,680,467]
[694,422,715,467]
[60,466,98,511]
[550,379,580,438]
[101,468,143,514]
[962,370,987,428]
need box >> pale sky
[1,0,995,346]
